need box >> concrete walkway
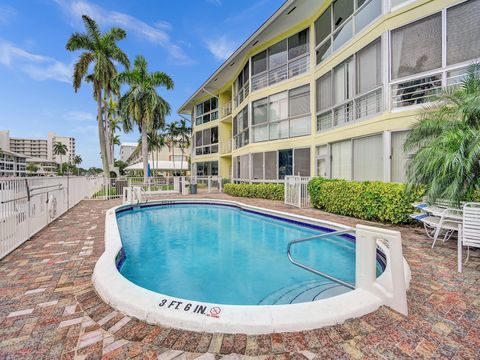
[0,195,478,359]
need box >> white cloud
[55,0,192,64]
[205,35,237,61]
[0,38,72,83]
[64,110,96,122]
[0,5,16,25]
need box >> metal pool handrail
[287,229,356,289]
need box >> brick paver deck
[0,195,479,359]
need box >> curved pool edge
[93,198,411,335]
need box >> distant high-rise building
[0,130,76,165]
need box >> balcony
[220,101,232,118]
[219,140,232,155]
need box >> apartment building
[119,142,137,163]
[179,0,480,182]
[0,131,76,165]
[0,149,26,177]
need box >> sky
[0,0,284,168]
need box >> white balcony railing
[219,140,232,154]
[220,102,232,118]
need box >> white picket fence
[284,176,311,208]
[0,176,103,260]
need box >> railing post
[355,224,408,316]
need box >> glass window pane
[203,99,211,113]
[288,29,309,59]
[278,149,293,179]
[203,114,210,123]
[391,13,442,79]
[447,0,480,66]
[196,103,203,116]
[316,72,333,111]
[293,148,311,176]
[391,131,410,182]
[289,116,311,137]
[211,97,218,110]
[333,59,354,104]
[333,18,353,51]
[252,153,264,179]
[195,117,202,126]
[265,151,277,179]
[242,106,249,129]
[210,126,218,144]
[315,6,332,46]
[353,134,383,181]
[252,124,268,142]
[203,128,211,146]
[243,62,249,82]
[269,120,289,140]
[333,0,354,29]
[356,38,382,94]
[240,154,250,179]
[211,161,218,175]
[355,0,382,34]
[252,50,267,75]
[233,115,238,135]
[195,131,202,147]
[268,40,288,69]
[316,39,332,64]
[268,91,288,122]
[331,140,352,180]
[289,85,310,117]
[253,98,268,125]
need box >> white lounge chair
[458,202,480,272]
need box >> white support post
[173,177,180,193]
[207,176,211,193]
[355,224,408,316]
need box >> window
[235,62,250,106]
[251,28,310,91]
[252,85,311,142]
[240,154,250,179]
[331,140,352,180]
[196,161,218,176]
[353,134,383,181]
[265,151,277,180]
[278,149,293,179]
[391,13,442,80]
[317,38,383,131]
[315,0,382,65]
[194,126,218,155]
[233,106,249,149]
[447,0,480,66]
[195,97,219,125]
[391,131,411,183]
[293,148,311,176]
[316,145,328,177]
[252,153,264,180]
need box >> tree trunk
[142,124,149,183]
[171,139,176,175]
[96,85,110,177]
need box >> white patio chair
[458,202,480,272]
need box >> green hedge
[307,177,424,224]
[223,183,284,201]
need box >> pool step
[258,279,351,305]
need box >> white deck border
[93,198,411,334]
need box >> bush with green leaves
[307,177,424,224]
[223,183,284,201]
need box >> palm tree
[116,55,173,182]
[73,155,83,176]
[165,121,179,175]
[53,142,68,175]
[176,119,191,174]
[106,97,121,164]
[66,15,129,177]
[404,64,480,205]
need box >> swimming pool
[116,203,384,305]
[94,199,410,334]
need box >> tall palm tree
[405,64,480,205]
[73,155,83,176]
[116,55,173,182]
[66,15,130,177]
[165,121,179,175]
[106,97,121,164]
[176,119,191,174]
[53,142,68,175]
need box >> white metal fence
[284,176,311,208]
[0,176,103,260]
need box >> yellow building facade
[179,0,480,182]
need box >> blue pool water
[117,203,384,305]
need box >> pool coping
[93,198,411,334]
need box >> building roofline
[177,0,293,114]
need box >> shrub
[307,177,424,224]
[224,183,284,201]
